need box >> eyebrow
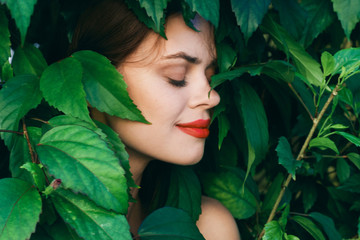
[162,51,217,68]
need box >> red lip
[176,119,211,138]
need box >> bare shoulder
[196,196,241,240]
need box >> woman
[70,0,240,239]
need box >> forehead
[123,14,216,65]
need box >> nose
[188,75,220,109]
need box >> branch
[0,129,24,135]
[258,85,340,239]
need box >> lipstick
[176,119,211,138]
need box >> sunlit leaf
[40,57,91,122]
[138,207,205,240]
[37,124,128,213]
[0,7,10,67]
[0,75,42,147]
[263,221,283,240]
[261,14,324,87]
[12,44,47,77]
[331,0,360,40]
[292,216,326,240]
[309,137,339,154]
[72,50,148,123]
[309,212,341,240]
[299,0,335,48]
[276,136,302,180]
[334,131,360,147]
[233,81,268,176]
[184,0,219,28]
[347,153,360,170]
[0,178,42,240]
[52,189,132,240]
[1,0,37,45]
[231,0,271,43]
[165,166,201,222]
[321,51,335,77]
[201,170,257,219]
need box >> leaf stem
[288,83,314,121]
[258,85,340,239]
[22,118,37,164]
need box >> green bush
[1,0,360,239]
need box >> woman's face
[105,14,220,165]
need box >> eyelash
[168,78,187,88]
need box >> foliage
[1,0,360,239]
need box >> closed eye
[168,78,187,87]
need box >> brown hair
[68,0,151,66]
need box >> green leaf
[299,0,335,48]
[0,178,42,240]
[0,75,42,147]
[1,0,37,45]
[334,131,360,147]
[261,14,324,87]
[279,204,290,229]
[292,216,326,240]
[72,50,148,123]
[139,0,170,33]
[165,166,201,222]
[231,0,271,43]
[347,152,360,170]
[0,7,10,67]
[45,218,83,240]
[276,137,302,180]
[211,65,263,89]
[201,170,257,219]
[336,158,350,183]
[95,121,136,188]
[12,44,48,77]
[184,0,219,28]
[331,0,360,39]
[20,162,46,191]
[338,174,360,193]
[333,48,360,75]
[263,221,283,240]
[216,42,237,73]
[9,134,32,182]
[217,112,230,149]
[262,173,284,212]
[233,81,268,176]
[309,137,339,154]
[1,61,13,82]
[36,124,128,213]
[124,0,165,38]
[309,212,341,240]
[321,52,335,77]
[261,60,296,83]
[40,57,91,122]
[138,207,205,240]
[272,0,307,40]
[302,183,317,213]
[52,189,132,240]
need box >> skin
[91,14,240,240]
